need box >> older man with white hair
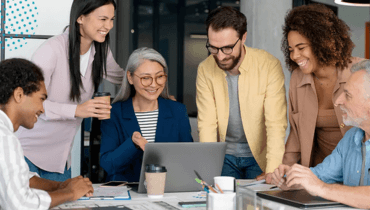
[271,59,370,209]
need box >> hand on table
[132,131,148,151]
[64,176,94,200]
[284,164,324,196]
[256,172,273,184]
[271,164,291,191]
[75,98,111,119]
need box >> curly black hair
[0,58,44,105]
[282,4,354,71]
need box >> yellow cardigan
[196,45,287,173]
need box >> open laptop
[134,142,226,193]
[257,189,346,208]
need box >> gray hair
[113,47,170,103]
[351,59,370,99]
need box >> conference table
[51,182,361,210]
[52,184,207,210]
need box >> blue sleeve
[310,130,354,184]
[100,109,142,176]
[177,104,193,142]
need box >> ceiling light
[334,0,370,7]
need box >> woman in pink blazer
[16,0,124,181]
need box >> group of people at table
[0,0,369,209]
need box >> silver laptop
[136,142,227,193]
[257,189,346,208]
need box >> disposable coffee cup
[145,164,167,198]
[214,176,235,193]
[93,92,111,120]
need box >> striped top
[0,110,51,210]
[135,110,159,143]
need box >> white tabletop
[52,184,207,210]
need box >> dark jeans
[221,154,263,179]
[25,157,71,182]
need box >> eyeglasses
[132,73,167,87]
[206,38,240,55]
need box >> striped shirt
[0,110,51,210]
[135,110,158,143]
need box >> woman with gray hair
[99,47,193,182]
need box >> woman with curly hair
[282,4,363,167]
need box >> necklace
[313,69,337,85]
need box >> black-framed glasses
[206,38,240,55]
[132,73,167,87]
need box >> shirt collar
[353,127,367,147]
[0,110,14,132]
[238,45,249,73]
[296,67,346,88]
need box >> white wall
[313,0,370,58]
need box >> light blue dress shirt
[311,127,370,186]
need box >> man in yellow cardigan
[196,6,287,182]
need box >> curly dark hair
[0,58,44,105]
[282,4,354,71]
[206,6,247,39]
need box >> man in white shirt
[0,58,94,210]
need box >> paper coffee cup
[145,164,167,198]
[214,176,235,192]
[93,92,111,120]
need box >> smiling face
[19,81,47,130]
[207,27,246,74]
[288,31,320,74]
[335,70,370,128]
[127,60,166,103]
[77,3,115,44]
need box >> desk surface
[52,184,207,210]
[52,183,362,210]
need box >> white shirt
[0,110,51,210]
[80,44,92,77]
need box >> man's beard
[214,50,242,71]
[340,106,367,127]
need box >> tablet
[257,189,346,208]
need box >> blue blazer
[100,97,193,182]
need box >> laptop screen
[137,142,227,193]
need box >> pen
[270,186,278,189]
[195,178,218,193]
[215,183,224,194]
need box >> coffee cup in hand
[93,92,111,120]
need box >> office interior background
[0,0,368,182]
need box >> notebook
[61,207,131,210]
[79,186,131,200]
[136,142,227,193]
[257,189,346,208]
